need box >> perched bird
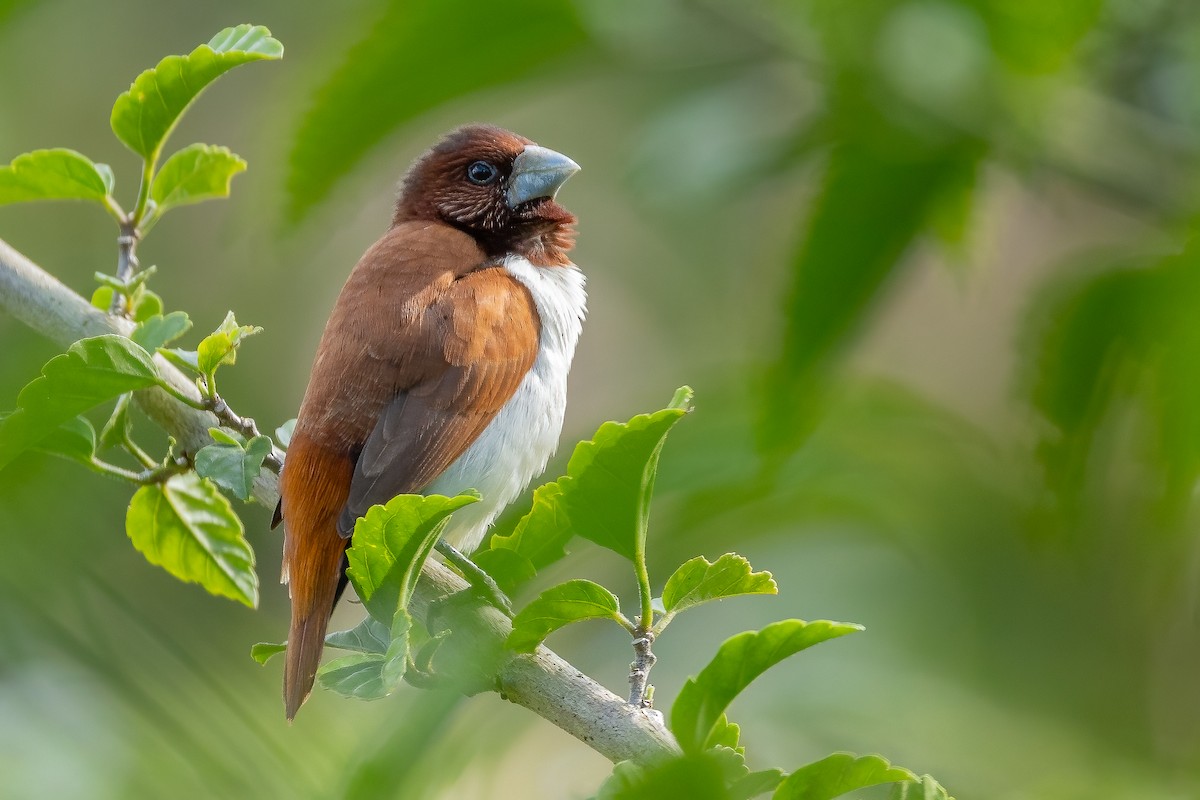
[277,124,584,719]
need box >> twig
[108,222,140,316]
[0,235,681,766]
[87,454,191,486]
[627,627,657,708]
[208,394,284,474]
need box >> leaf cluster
[0,26,284,608]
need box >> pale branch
[0,236,682,766]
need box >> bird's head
[394,124,580,263]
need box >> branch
[0,236,681,765]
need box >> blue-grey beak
[506,145,580,208]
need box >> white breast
[425,256,587,552]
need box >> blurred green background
[3,0,1200,797]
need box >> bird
[276,124,585,720]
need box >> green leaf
[110,25,283,161]
[483,481,571,589]
[472,547,536,596]
[0,335,161,471]
[671,619,863,753]
[772,754,917,800]
[558,389,692,562]
[731,769,785,800]
[316,652,389,700]
[250,641,286,665]
[338,690,465,799]
[98,394,132,450]
[890,775,955,800]
[706,714,742,753]
[194,433,271,501]
[131,311,192,351]
[595,752,734,800]
[380,609,412,691]
[91,286,114,310]
[285,0,588,221]
[95,265,157,295]
[661,554,777,618]
[507,579,625,653]
[131,288,163,322]
[326,614,391,655]
[207,427,243,446]
[158,347,200,373]
[31,416,96,464]
[125,472,258,607]
[345,492,479,624]
[669,386,695,410]
[1023,247,1200,516]
[150,144,246,216]
[196,311,262,376]
[0,148,112,205]
[761,133,983,457]
[981,0,1102,73]
[95,162,115,194]
[275,418,296,449]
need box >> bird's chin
[513,195,554,215]
[515,196,575,227]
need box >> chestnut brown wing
[336,265,539,535]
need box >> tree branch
[0,235,681,765]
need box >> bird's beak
[506,145,580,208]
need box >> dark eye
[466,161,499,185]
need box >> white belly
[425,256,586,552]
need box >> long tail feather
[283,525,347,721]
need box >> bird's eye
[466,161,499,185]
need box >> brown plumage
[279,124,582,719]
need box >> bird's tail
[283,526,347,721]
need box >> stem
[123,436,158,469]
[627,629,657,709]
[208,394,284,475]
[628,531,658,707]
[160,384,285,475]
[87,455,190,486]
[158,380,209,410]
[108,222,140,316]
[131,156,154,227]
[635,554,654,637]
[650,611,676,638]
[434,539,514,617]
[102,195,127,224]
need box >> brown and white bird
[277,124,584,719]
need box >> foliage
[15,0,1197,795]
[126,472,257,607]
[0,27,281,605]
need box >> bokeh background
[2,0,1200,797]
